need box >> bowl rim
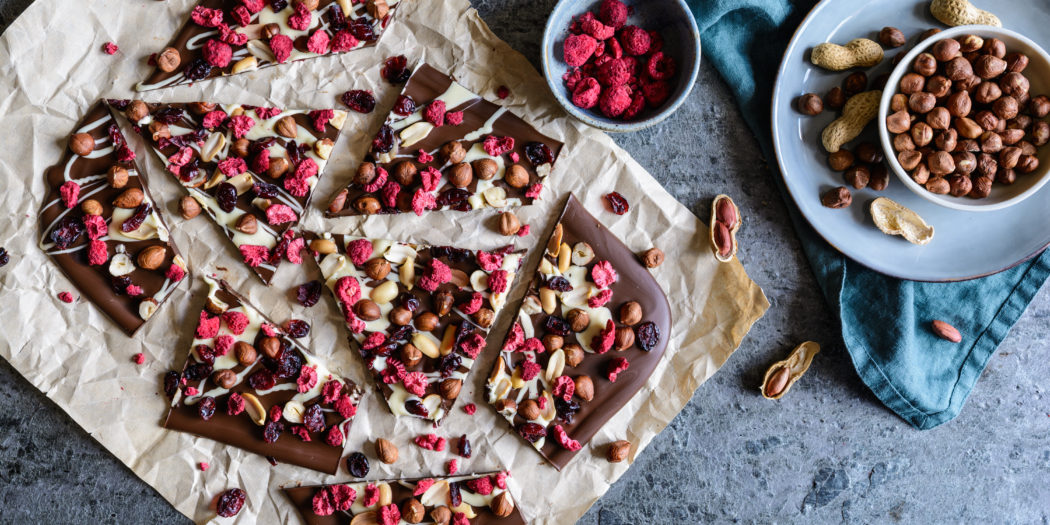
[877,24,1050,212]
[540,0,703,133]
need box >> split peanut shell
[710,194,741,262]
[870,197,934,245]
[761,341,820,399]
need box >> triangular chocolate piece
[39,101,188,336]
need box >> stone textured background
[2,1,1049,523]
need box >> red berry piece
[216,488,246,517]
[604,191,629,215]
[341,89,376,113]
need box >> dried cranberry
[121,203,152,233]
[296,280,323,307]
[154,107,185,125]
[405,399,429,418]
[163,370,181,397]
[252,136,277,153]
[327,4,347,30]
[438,353,462,378]
[436,188,471,207]
[392,95,416,116]
[389,325,414,342]
[555,398,580,424]
[268,232,293,265]
[107,98,131,110]
[198,396,217,420]
[433,246,470,263]
[605,192,630,215]
[348,19,375,41]
[108,123,126,148]
[262,420,284,443]
[0,248,9,267]
[216,182,238,213]
[636,321,661,351]
[373,341,397,357]
[266,456,278,466]
[525,141,555,166]
[269,0,287,11]
[285,140,304,166]
[252,181,280,198]
[545,275,573,292]
[543,315,571,336]
[397,292,420,311]
[302,403,326,433]
[216,488,246,518]
[346,452,370,477]
[272,349,303,379]
[371,124,394,153]
[341,90,376,113]
[284,319,310,338]
[517,423,545,442]
[184,57,213,80]
[111,275,133,295]
[248,368,276,390]
[179,158,201,181]
[196,344,217,365]
[448,481,462,507]
[49,216,84,249]
[381,55,409,83]
[456,435,472,458]
[184,362,213,381]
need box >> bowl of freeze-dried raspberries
[543,0,701,132]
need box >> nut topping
[640,247,664,268]
[136,245,166,270]
[235,214,258,235]
[234,342,257,366]
[275,116,298,138]
[260,336,282,359]
[574,375,594,401]
[81,199,103,216]
[490,492,515,518]
[498,211,521,236]
[69,133,94,156]
[402,498,425,523]
[375,438,399,464]
[112,188,144,208]
[567,309,590,332]
[619,301,643,326]
[606,440,631,462]
[213,369,237,389]
[438,378,462,400]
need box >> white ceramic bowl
[878,25,1050,212]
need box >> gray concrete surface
[2,1,1050,523]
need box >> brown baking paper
[0,0,769,522]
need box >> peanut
[810,39,883,71]
[821,90,882,152]
[929,0,1001,27]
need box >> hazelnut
[925,177,951,194]
[886,110,912,134]
[567,309,590,332]
[893,133,916,152]
[179,195,201,220]
[366,0,389,19]
[797,93,823,115]
[402,498,425,524]
[388,306,412,327]
[977,153,998,178]
[911,163,931,184]
[999,147,1022,169]
[354,299,381,321]
[965,175,991,198]
[81,199,103,216]
[908,92,936,114]
[1018,140,1038,156]
[824,87,846,110]
[910,122,934,147]
[641,247,664,268]
[898,73,925,95]
[188,102,216,114]
[112,188,144,209]
[415,311,439,332]
[932,38,961,62]
[518,399,540,420]
[263,23,281,39]
[230,138,251,158]
[1000,72,1029,98]
[912,53,938,76]
[354,196,382,214]
[945,91,971,118]
[927,151,955,176]
[498,211,521,236]
[148,121,170,141]
[953,74,980,93]
[944,57,973,81]
[890,93,909,112]
[490,492,515,518]
[433,290,454,316]
[354,162,377,186]
[954,116,983,139]
[213,369,237,389]
[935,129,958,152]
[401,344,423,367]
[493,398,517,414]
[953,151,977,174]
[878,27,906,48]
[266,157,291,179]
[1031,121,1050,146]
[844,165,869,189]
[998,168,1018,185]
[574,375,594,401]
[1003,52,1028,73]
[1018,154,1040,173]
[619,301,643,326]
[472,307,495,328]
[564,343,585,367]
[504,164,530,188]
[869,164,890,191]
[439,141,466,164]
[235,213,258,235]
[606,440,631,463]
[980,131,1003,153]
[438,378,462,400]
[973,55,1007,79]
[827,150,854,171]
[157,47,181,73]
[448,162,473,188]
[136,245,166,270]
[948,175,973,197]
[393,160,418,186]
[125,100,149,122]
[982,37,1007,58]
[235,342,258,366]
[614,326,635,351]
[1027,95,1050,118]
[973,81,1002,105]
[363,258,391,281]
[897,150,922,170]
[328,189,348,214]
[260,337,282,359]
[956,139,980,153]
[430,506,452,525]
[542,334,564,352]
[973,110,999,132]
[375,438,398,464]
[69,133,94,156]
[919,28,942,40]
[993,96,1019,120]
[853,142,883,164]
[926,76,952,99]
[472,158,499,180]
[842,72,867,95]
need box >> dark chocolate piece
[486,195,671,470]
[164,276,363,474]
[304,232,524,424]
[325,63,563,217]
[136,0,400,91]
[283,472,525,524]
[114,101,346,285]
[38,101,187,336]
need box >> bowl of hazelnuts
[879,25,1050,211]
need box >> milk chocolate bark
[305,232,524,424]
[112,100,346,285]
[38,101,187,336]
[164,276,363,474]
[325,64,563,217]
[136,0,400,91]
[486,195,671,470]
[283,472,524,524]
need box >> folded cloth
[687,0,1050,429]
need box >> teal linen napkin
[688,0,1050,428]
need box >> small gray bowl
[541,0,702,132]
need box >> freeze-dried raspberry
[473,252,501,273]
[285,237,304,264]
[447,459,458,475]
[229,114,255,138]
[196,311,220,339]
[526,183,543,199]
[483,135,515,157]
[239,245,270,267]
[552,424,582,451]
[466,475,493,495]
[411,188,436,216]
[414,434,446,451]
[571,77,602,109]
[591,260,618,287]
[346,238,373,265]
[592,319,616,353]
[564,33,598,67]
[284,172,310,197]
[600,85,633,117]
[363,166,388,193]
[224,392,245,416]
[380,359,406,385]
[185,386,199,396]
[321,380,343,404]
[346,313,365,334]
[83,214,106,240]
[620,25,651,56]
[261,323,277,337]
[379,179,400,208]
[312,488,335,516]
[563,68,584,90]
[599,0,627,27]
[269,404,283,422]
[640,77,671,107]
[229,4,248,24]
[379,504,401,525]
[218,157,246,176]
[516,224,531,237]
[416,259,451,292]
[331,30,359,52]
[457,292,483,315]
[202,110,227,130]
[413,478,435,496]
[446,111,464,125]
[647,51,676,80]
[191,5,224,27]
[59,180,80,209]
[203,39,232,68]
[607,356,629,382]
[305,28,329,55]
[308,109,334,132]
[218,23,248,45]
[103,42,119,55]
[167,147,193,168]
[254,107,281,119]
[496,85,511,99]
[335,276,361,305]
[291,425,311,441]
[582,18,615,40]
[452,513,470,525]
[402,371,428,396]
[597,57,633,87]
[588,289,613,308]
[622,90,646,120]
[520,359,541,381]
[417,149,434,163]
[424,100,446,126]
[553,375,575,401]
[325,424,344,447]
[458,332,486,359]
[117,145,135,161]
[270,34,293,63]
[133,353,145,364]
[362,332,386,350]
[288,2,311,30]
[509,151,520,163]
[502,322,525,352]
[463,403,477,415]
[166,264,185,282]
[86,239,107,265]
[488,269,509,293]
[125,284,143,296]
[250,148,270,173]
[420,166,441,192]
[495,471,510,489]
[359,484,379,507]
[298,365,318,393]
[214,334,234,355]
[265,203,298,225]
[334,394,357,418]
[221,311,248,335]
[522,337,544,354]
[331,484,356,511]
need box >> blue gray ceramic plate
[772,0,1050,282]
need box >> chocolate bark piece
[136,0,401,91]
[164,276,363,474]
[113,101,346,285]
[304,232,524,424]
[38,101,187,336]
[283,472,525,524]
[325,63,563,217]
[486,195,671,470]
